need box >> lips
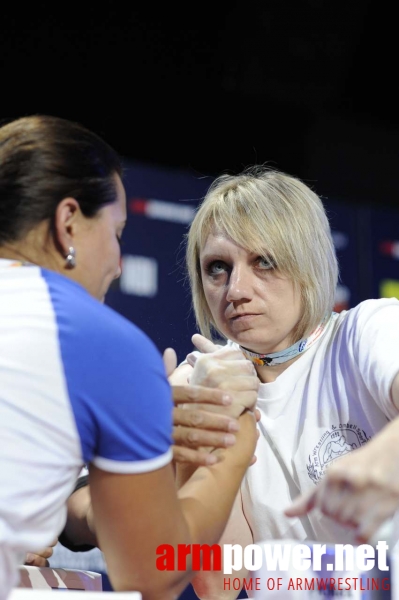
[229,312,259,319]
[229,313,260,322]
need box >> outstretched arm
[54,340,258,558]
[171,336,259,599]
[191,491,254,600]
[89,410,257,599]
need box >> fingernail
[222,394,232,405]
[228,421,240,432]
[224,434,236,446]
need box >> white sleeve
[351,298,399,419]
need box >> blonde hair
[186,166,338,343]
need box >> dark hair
[0,115,122,244]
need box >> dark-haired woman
[0,115,258,600]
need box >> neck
[241,312,336,383]
[0,224,61,272]
[0,246,37,264]
[255,354,301,383]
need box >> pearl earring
[65,247,76,269]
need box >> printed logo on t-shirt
[307,424,371,484]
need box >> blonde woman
[172,166,399,599]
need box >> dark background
[1,0,399,208]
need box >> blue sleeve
[43,270,173,473]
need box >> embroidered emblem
[307,424,371,484]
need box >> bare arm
[191,491,254,600]
[89,410,257,600]
[170,345,258,599]
[53,368,246,553]
[285,371,399,543]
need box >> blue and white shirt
[0,260,173,598]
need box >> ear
[53,197,81,256]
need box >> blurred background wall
[105,158,399,364]
[2,0,398,364]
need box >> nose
[226,265,252,303]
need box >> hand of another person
[172,384,242,465]
[284,421,399,543]
[186,334,260,419]
[24,538,58,567]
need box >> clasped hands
[168,333,260,466]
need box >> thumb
[191,333,219,354]
[284,488,316,518]
[163,347,177,378]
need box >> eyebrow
[200,251,229,263]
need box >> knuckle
[172,446,186,462]
[325,466,345,483]
[187,430,199,443]
[189,411,204,427]
[172,429,182,444]
[187,387,200,401]
[199,354,213,367]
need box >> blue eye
[258,256,275,270]
[206,260,226,275]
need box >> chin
[228,332,275,354]
[228,333,262,352]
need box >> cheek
[268,276,296,302]
[203,284,223,318]
[274,283,301,321]
[96,238,120,288]
[105,234,121,267]
[287,282,301,313]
